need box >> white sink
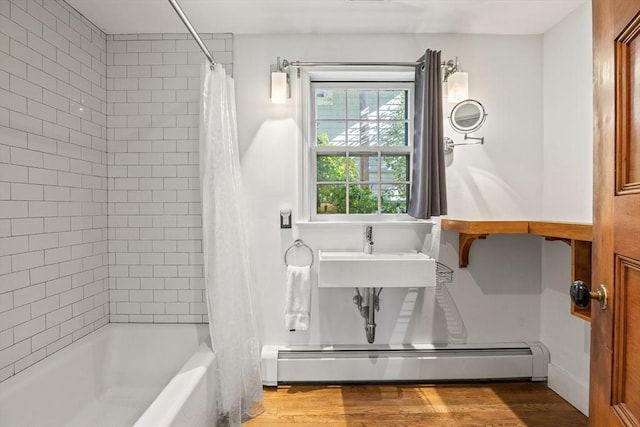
[318,250,437,288]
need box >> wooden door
[591,0,640,425]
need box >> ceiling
[66,0,587,36]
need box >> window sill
[296,219,435,228]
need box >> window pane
[317,155,347,182]
[379,122,407,146]
[316,89,346,120]
[347,89,378,120]
[317,184,346,214]
[381,184,408,214]
[311,83,411,219]
[379,90,407,120]
[381,155,409,182]
[347,121,378,146]
[348,184,378,214]
[350,154,378,182]
[316,122,346,146]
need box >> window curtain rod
[168,0,216,65]
[281,59,423,69]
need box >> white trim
[298,71,312,222]
[547,363,589,416]
[302,77,415,222]
[295,219,435,228]
[307,69,415,82]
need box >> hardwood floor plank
[244,382,588,426]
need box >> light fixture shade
[441,80,448,103]
[271,71,288,104]
[447,71,468,103]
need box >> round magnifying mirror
[449,99,487,134]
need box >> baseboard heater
[261,342,549,386]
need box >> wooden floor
[244,382,588,426]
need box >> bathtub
[0,323,217,427]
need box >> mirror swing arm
[462,134,484,144]
[445,134,484,149]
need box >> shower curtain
[199,64,264,426]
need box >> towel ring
[284,239,314,267]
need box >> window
[309,81,413,221]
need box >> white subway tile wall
[1,0,233,383]
[0,0,108,381]
[106,34,232,323]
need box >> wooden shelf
[441,220,530,235]
[528,221,593,242]
[442,219,593,321]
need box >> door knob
[570,280,608,310]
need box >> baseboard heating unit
[261,342,549,386]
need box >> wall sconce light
[442,58,468,104]
[271,57,290,104]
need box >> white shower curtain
[199,64,264,426]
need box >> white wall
[541,1,593,415]
[234,34,544,348]
[0,0,108,382]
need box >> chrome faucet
[364,225,373,254]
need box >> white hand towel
[285,265,311,331]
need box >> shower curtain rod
[168,0,216,65]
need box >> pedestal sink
[318,251,437,288]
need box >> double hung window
[309,81,413,221]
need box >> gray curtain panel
[408,49,448,219]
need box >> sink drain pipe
[353,287,382,343]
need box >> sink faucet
[364,225,373,254]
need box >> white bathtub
[0,323,217,427]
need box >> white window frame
[300,71,415,223]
